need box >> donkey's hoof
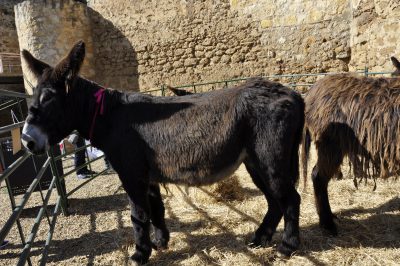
[130,251,149,265]
[277,235,299,257]
[277,242,297,257]
[151,238,168,250]
[247,234,270,248]
[152,229,169,250]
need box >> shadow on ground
[2,191,399,265]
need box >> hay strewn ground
[0,148,399,265]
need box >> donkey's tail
[167,86,193,96]
[301,127,311,190]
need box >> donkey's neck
[70,77,117,149]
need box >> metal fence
[0,53,22,75]
[144,68,394,96]
[0,89,106,265]
[0,68,394,265]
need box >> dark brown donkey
[21,41,304,264]
[302,57,400,235]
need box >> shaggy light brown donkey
[302,57,400,235]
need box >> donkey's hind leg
[312,141,344,236]
[245,160,283,247]
[274,184,300,256]
[312,165,337,235]
[148,184,170,250]
[245,158,300,256]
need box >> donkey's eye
[39,92,53,104]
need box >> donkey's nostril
[27,141,35,151]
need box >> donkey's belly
[151,149,247,186]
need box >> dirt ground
[0,148,399,266]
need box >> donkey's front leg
[126,182,152,264]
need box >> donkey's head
[391,56,400,76]
[21,41,86,154]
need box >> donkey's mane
[306,73,400,178]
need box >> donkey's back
[112,78,304,187]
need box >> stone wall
[231,0,351,72]
[14,0,95,94]
[0,0,22,75]
[87,5,139,90]
[87,0,353,91]
[349,0,400,71]
[0,0,20,54]
[9,0,400,92]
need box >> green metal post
[17,177,55,266]
[17,96,25,121]
[47,149,68,216]
[0,159,50,244]
[40,197,61,266]
[4,177,33,266]
[161,85,165,96]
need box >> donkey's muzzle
[21,123,48,155]
[21,133,36,152]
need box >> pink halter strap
[89,88,105,142]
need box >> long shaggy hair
[303,73,400,182]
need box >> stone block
[220,55,231,63]
[173,60,183,68]
[210,56,220,64]
[199,58,210,66]
[184,58,197,67]
[174,48,185,56]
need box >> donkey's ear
[21,50,51,79]
[53,40,85,83]
[391,56,400,70]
